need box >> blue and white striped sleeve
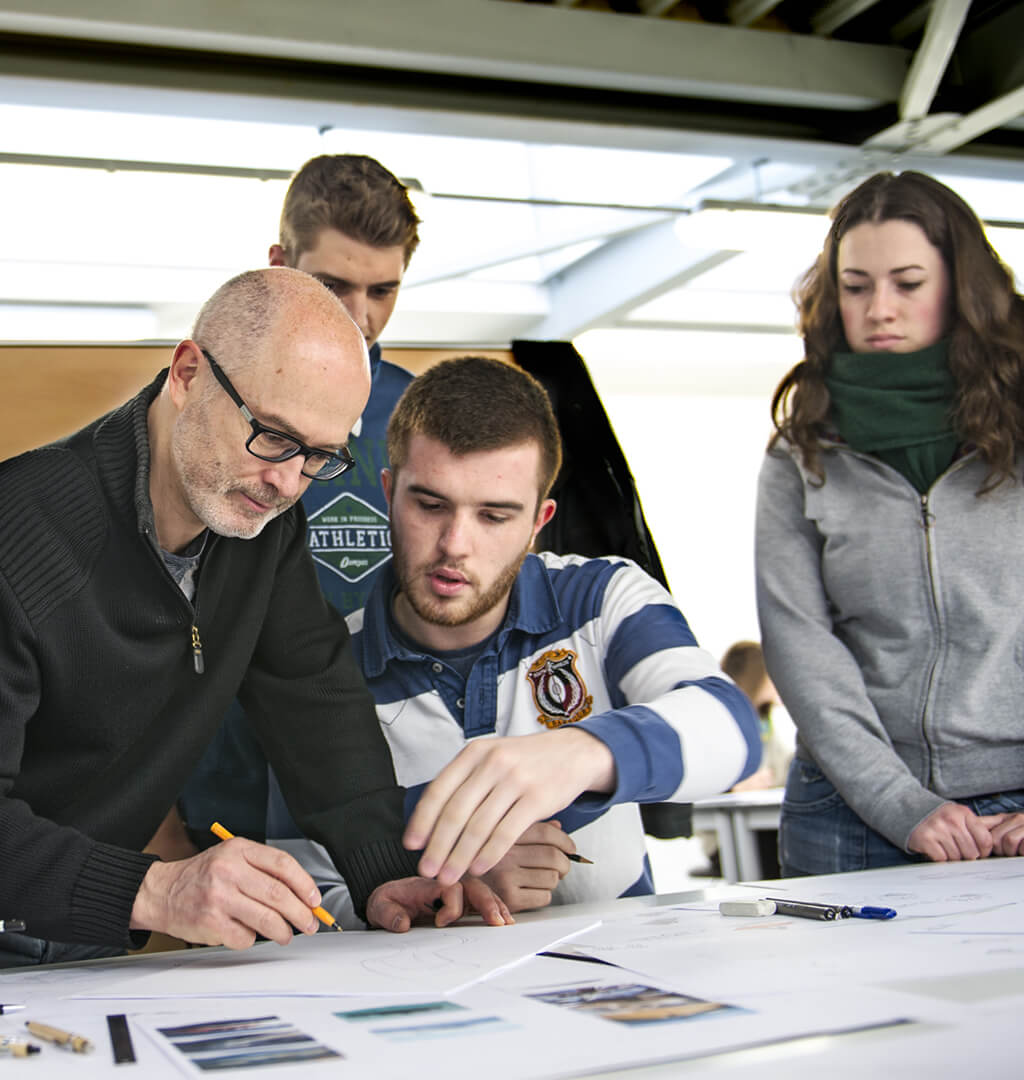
[574,562,761,808]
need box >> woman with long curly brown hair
[755,170,1024,876]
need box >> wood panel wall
[0,345,512,462]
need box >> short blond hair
[278,154,420,266]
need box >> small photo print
[526,983,738,1025]
[369,1014,514,1043]
[335,1000,517,1043]
[335,1000,466,1024]
[157,1014,341,1072]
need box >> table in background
[690,787,784,882]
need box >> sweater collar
[90,367,169,538]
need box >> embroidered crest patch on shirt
[527,648,594,729]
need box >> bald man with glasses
[177,153,420,849]
[201,348,358,483]
[0,268,509,968]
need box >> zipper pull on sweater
[920,494,935,530]
[191,625,205,674]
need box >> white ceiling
[1,0,1022,359]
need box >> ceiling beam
[890,2,932,44]
[911,83,1024,153]
[527,218,738,339]
[638,0,680,15]
[953,2,1024,101]
[727,0,782,27]
[811,0,883,37]
[899,0,972,120]
[0,0,909,110]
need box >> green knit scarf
[824,340,957,494]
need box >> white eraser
[719,899,776,917]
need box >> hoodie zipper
[919,492,935,531]
[918,491,941,788]
[824,444,977,788]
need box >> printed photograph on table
[335,999,518,1042]
[156,1014,341,1072]
[335,1000,466,1024]
[526,983,741,1025]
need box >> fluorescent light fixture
[673,200,830,256]
[675,202,1024,281]
[0,103,322,173]
[626,288,799,328]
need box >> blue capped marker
[844,905,897,920]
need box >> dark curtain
[512,340,691,839]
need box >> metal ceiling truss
[0,0,1021,342]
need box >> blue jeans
[779,757,1024,877]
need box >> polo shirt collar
[359,552,562,677]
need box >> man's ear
[268,244,288,267]
[166,341,204,410]
[381,468,393,509]
[532,498,556,542]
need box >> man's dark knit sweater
[0,371,419,947]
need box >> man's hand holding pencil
[129,832,327,949]
[129,823,513,949]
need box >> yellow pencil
[209,821,342,932]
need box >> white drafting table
[2,857,1023,1079]
[690,786,784,882]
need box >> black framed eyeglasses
[201,349,355,481]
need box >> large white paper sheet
[0,954,155,1005]
[7,861,1024,1079]
[555,859,1024,999]
[73,917,599,1000]
[126,973,919,1080]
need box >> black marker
[763,897,841,921]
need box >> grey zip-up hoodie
[755,437,1024,851]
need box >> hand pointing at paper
[403,729,616,887]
